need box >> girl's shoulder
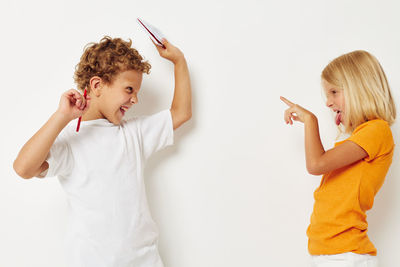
[350,119,394,155]
[347,119,394,161]
[353,119,391,135]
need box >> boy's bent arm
[14,89,90,179]
[13,112,70,179]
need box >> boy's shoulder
[57,122,76,140]
[124,110,172,127]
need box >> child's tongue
[335,112,341,125]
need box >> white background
[1,0,399,266]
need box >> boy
[13,36,191,267]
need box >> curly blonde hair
[74,36,151,92]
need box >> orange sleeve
[348,120,394,162]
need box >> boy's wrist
[53,111,74,126]
[172,54,186,65]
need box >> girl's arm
[13,89,90,179]
[281,96,368,176]
[153,39,192,130]
[303,115,367,175]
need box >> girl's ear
[89,76,103,97]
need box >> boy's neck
[82,104,105,121]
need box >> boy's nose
[131,96,138,104]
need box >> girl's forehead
[322,79,339,91]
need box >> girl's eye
[332,90,336,94]
[127,87,133,93]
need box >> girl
[281,50,396,267]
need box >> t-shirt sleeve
[347,120,394,162]
[136,109,174,160]
[38,132,74,178]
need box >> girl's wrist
[304,113,317,124]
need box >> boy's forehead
[117,69,143,84]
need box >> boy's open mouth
[120,106,129,116]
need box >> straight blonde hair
[322,50,396,133]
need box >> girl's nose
[326,98,333,107]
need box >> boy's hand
[152,38,185,64]
[280,96,315,125]
[56,89,91,121]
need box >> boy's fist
[57,89,91,121]
[152,38,185,64]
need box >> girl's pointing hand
[280,96,315,125]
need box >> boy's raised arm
[153,39,192,130]
[13,89,90,179]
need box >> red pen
[76,88,87,132]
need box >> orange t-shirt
[307,119,394,256]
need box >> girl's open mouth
[335,111,342,125]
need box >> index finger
[280,96,295,107]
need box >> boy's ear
[89,76,103,97]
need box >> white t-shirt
[43,110,173,267]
